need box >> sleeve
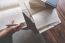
[0,35,13,43]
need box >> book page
[0,0,19,10]
[0,7,26,30]
[32,8,61,30]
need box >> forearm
[0,23,22,38]
[0,29,14,38]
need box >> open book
[24,0,61,33]
[0,7,27,30]
[0,0,27,30]
[32,9,61,33]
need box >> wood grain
[42,0,65,43]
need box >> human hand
[0,23,24,38]
[6,23,24,32]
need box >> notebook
[24,0,61,33]
[32,8,61,33]
[42,0,58,8]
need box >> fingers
[6,24,18,26]
[6,24,18,28]
[6,24,18,27]
[9,23,23,31]
[14,23,25,30]
[6,23,25,32]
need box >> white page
[0,0,19,10]
[0,7,26,30]
[32,9,61,30]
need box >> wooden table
[42,0,65,43]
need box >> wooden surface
[42,0,65,43]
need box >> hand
[6,23,24,32]
[0,23,24,38]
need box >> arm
[0,28,15,38]
[0,23,24,38]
